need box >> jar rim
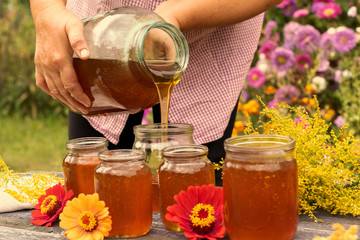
[66,137,108,150]
[136,21,189,79]
[99,149,145,162]
[224,134,295,152]
[162,144,208,158]
[133,123,194,134]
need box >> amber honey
[62,137,108,198]
[159,145,215,231]
[95,150,152,238]
[74,58,159,115]
[223,135,298,240]
[62,159,99,197]
[152,175,160,212]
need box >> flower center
[79,211,98,232]
[324,8,335,16]
[340,37,347,44]
[189,203,216,235]
[40,195,61,217]
[252,74,259,81]
[277,56,286,64]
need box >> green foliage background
[0,0,66,118]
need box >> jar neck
[224,134,295,162]
[162,145,209,163]
[134,123,194,137]
[66,137,108,155]
[134,21,189,81]
[99,149,145,164]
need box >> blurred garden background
[0,0,359,172]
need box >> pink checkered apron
[66,0,264,144]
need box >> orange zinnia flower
[31,183,73,227]
[59,193,112,240]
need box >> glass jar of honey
[72,6,189,115]
[133,123,195,213]
[159,145,215,231]
[62,137,108,197]
[223,134,298,240]
[95,149,152,238]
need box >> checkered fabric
[66,0,264,145]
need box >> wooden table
[0,209,359,240]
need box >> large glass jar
[223,135,298,240]
[95,149,152,238]
[62,137,108,197]
[159,145,215,231]
[133,123,195,212]
[73,6,189,115]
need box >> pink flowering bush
[235,0,360,138]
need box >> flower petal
[65,226,85,240]
[198,184,215,204]
[166,204,189,221]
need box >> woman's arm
[29,0,281,112]
[154,0,282,30]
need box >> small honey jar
[159,144,215,231]
[95,149,152,238]
[223,134,298,240]
[62,137,108,197]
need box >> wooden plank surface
[0,210,359,239]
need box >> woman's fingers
[59,61,91,111]
[32,7,92,113]
[66,18,90,60]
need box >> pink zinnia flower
[332,28,357,53]
[268,99,278,108]
[247,67,266,88]
[274,85,299,105]
[277,0,298,16]
[316,2,342,19]
[293,9,309,18]
[294,25,321,53]
[296,54,312,72]
[165,184,225,240]
[259,40,277,59]
[334,115,347,128]
[270,47,296,72]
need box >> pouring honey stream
[69,7,189,213]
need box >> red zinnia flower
[165,184,225,240]
[31,183,73,227]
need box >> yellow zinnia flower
[59,193,112,240]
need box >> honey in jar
[159,145,215,231]
[95,149,152,238]
[62,137,108,197]
[223,135,298,240]
[68,7,188,116]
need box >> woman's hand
[32,3,91,113]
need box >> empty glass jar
[133,123,194,212]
